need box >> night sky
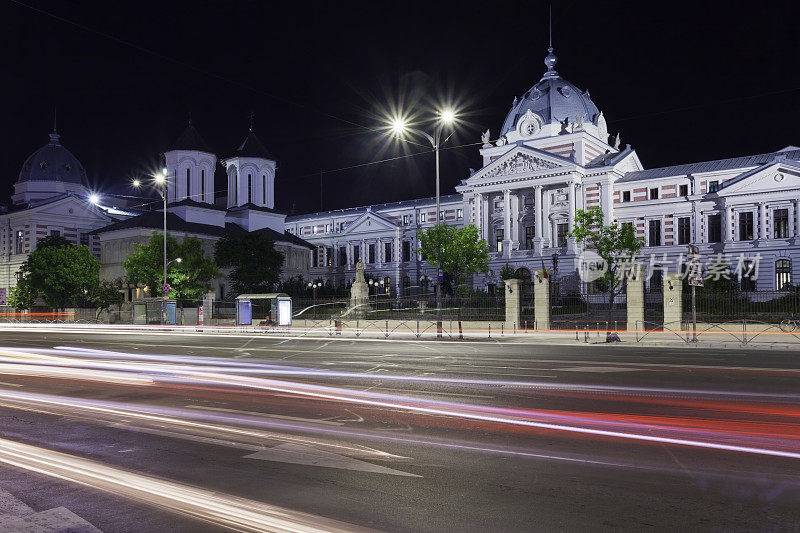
[2,1,799,215]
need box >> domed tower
[221,121,277,210]
[490,46,613,166]
[13,127,90,205]
[163,120,217,205]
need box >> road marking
[183,405,345,425]
[245,443,420,477]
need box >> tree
[123,231,219,302]
[214,232,284,297]
[9,237,102,309]
[417,223,490,293]
[569,206,643,325]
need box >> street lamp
[388,108,458,339]
[307,281,321,318]
[368,278,385,310]
[89,193,100,205]
[133,169,170,321]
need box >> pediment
[28,196,113,221]
[341,211,397,235]
[717,161,800,196]
[467,146,570,184]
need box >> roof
[92,210,314,249]
[227,131,275,160]
[586,146,633,168]
[617,148,800,183]
[18,132,88,185]
[170,122,213,153]
[168,198,226,211]
[286,194,464,222]
[227,202,285,215]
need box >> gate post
[505,279,521,332]
[662,273,683,330]
[626,265,644,333]
[534,270,550,330]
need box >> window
[679,184,689,196]
[262,176,266,205]
[776,259,792,290]
[325,224,331,233]
[439,211,444,221]
[622,191,631,202]
[368,243,375,264]
[402,276,411,296]
[557,223,568,247]
[496,229,504,253]
[312,248,320,268]
[677,217,691,245]
[649,188,659,200]
[339,246,347,266]
[352,245,360,264]
[525,226,535,249]
[708,181,720,193]
[384,242,392,263]
[403,215,410,225]
[774,208,789,239]
[15,231,23,254]
[80,233,89,246]
[201,169,206,202]
[456,209,463,220]
[326,247,333,266]
[383,276,391,294]
[50,229,60,237]
[740,260,756,291]
[247,174,252,204]
[650,269,663,292]
[420,213,426,223]
[648,220,661,246]
[739,211,754,241]
[186,168,191,199]
[707,214,722,243]
[402,241,411,262]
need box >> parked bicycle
[780,315,799,332]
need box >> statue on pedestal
[346,260,369,317]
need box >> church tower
[221,120,277,210]
[163,120,217,205]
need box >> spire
[248,110,255,133]
[49,107,61,145]
[542,5,559,79]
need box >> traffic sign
[163,284,171,294]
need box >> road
[0,327,797,532]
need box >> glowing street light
[132,179,141,188]
[382,106,459,339]
[89,193,100,205]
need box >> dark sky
[2,1,799,215]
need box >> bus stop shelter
[235,294,292,326]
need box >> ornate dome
[18,131,88,185]
[499,48,600,138]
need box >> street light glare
[154,174,165,185]
[390,117,407,135]
[89,194,100,205]
[132,179,141,188]
[176,257,182,263]
[440,109,456,124]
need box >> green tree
[417,223,490,293]
[500,263,517,281]
[214,232,285,297]
[8,236,101,309]
[569,206,643,321]
[123,231,219,302]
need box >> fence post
[505,279,521,332]
[663,273,683,331]
[584,325,589,343]
[488,323,491,339]
[743,319,747,345]
[416,319,420,338]
[627,264,645,333]
[385,320,389,339]
[575,329,579,341]
[501,322,504,336]
[533,270,550,331]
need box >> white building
[289,46,800,294]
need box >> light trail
[0,436,373,533]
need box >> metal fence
[685,290,800,322]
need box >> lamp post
[307,281,320,318]
[368,278,385,311]
[133,169,170,323]
[390,109,457,339]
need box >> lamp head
[89,194,100,205]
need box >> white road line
[183,405,344,426]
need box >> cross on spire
[248,111,255,132]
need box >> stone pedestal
[533,270,550,330]
[505,278,521,330]
[662,273,683,329]
[626,265,644,332]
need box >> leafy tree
[214,232,284,297]
[276,275,308,297]
[416,223,490,293]
[569,206,643,322]
[9,237,101,309]
[123,231,219,303]
[500,264,518,281]
[91,281,125,316]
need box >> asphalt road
[0,328,797,532]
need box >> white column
[788,203,795,238]
[511,192,520,249]
[377,239,383,267]
[567,182,576,231]
[759,202,767,240]
[600,182,612,226]
[794,199,800,237]
[503,190,512,257]
[725,206,734,242]
[534,186,543,241]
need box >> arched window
[776,259,792,290]
[262,175,267,205]
[402,276,411,296]
[247,174,253,204]
[185,168,190,199]
[201,169,206,203]
[383,276,391,295]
